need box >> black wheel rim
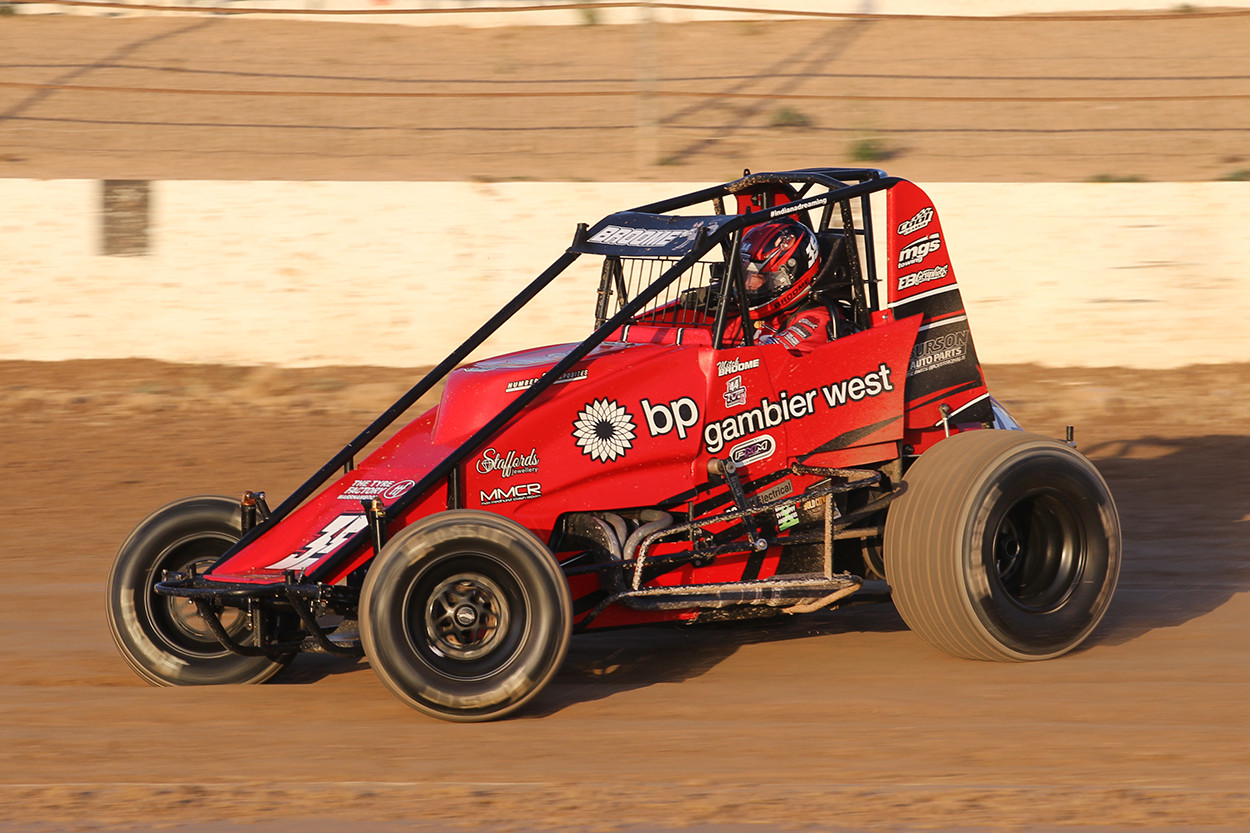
[402,553,528,680]
[143,533,247,658]
[424,573,511,661]
[990,489,1086,613]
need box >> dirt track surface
[3,12,1250,182]
[3,359,1250,832]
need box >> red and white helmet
[738,218,821,316]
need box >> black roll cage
[196,168,902,589]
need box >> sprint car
[107,168,1121,721]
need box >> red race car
[107,168,1121,721]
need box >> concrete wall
[3,179,1247,369]
[18,0,1250,25]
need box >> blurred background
[3,0,1250,367]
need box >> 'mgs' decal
[267,513,369,572]
[897,232,941,269]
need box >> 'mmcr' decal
[479,482,542,505]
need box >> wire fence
[4,77,1250,103]
[10,0,1250,20]
[4,0,1250,179]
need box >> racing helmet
[738,217,821,316]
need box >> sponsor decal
[897,207,935,237]
[703,363,895,454]
[767,196,826,219]
[505,368,588,394]
[897,263,950,291]
[729,434,776,467]
[717,357,761,377]
[476,447,540,479]
[723,375,747,409]
[479,482,542,506]
[641,396,701,441]
[336,479,415,502]
[800,491,843,517]
[587,225,697,248]
[757,479,794,504]
[909,330,970,377]
[897,232,942,269]
[267,513,369,572]
[775,502,801,531]
[572,398,637,462]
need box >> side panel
[204,410,451,582]
[465,343,711,536]
[761,316,919,466]
[886,180,993,429]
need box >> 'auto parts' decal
[572,398,637,462]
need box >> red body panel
[886,180,993,434]
[208,318,919,589]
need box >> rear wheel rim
[991,489,1085,613]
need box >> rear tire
[884,430,1120,661]
[361,510,572,722]
[106,495,292,685]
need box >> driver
[738,217,845,355]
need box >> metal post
[636,1,658,168]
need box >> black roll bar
[205,171,904,585]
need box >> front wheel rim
[425,573,511,661]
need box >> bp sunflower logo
[572,398,637,463]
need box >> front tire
[360,510,572,722]
[884,430,1121,661]
[106,495,292,685]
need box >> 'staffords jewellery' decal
[572,398,637,462]
[476,447,540,478]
